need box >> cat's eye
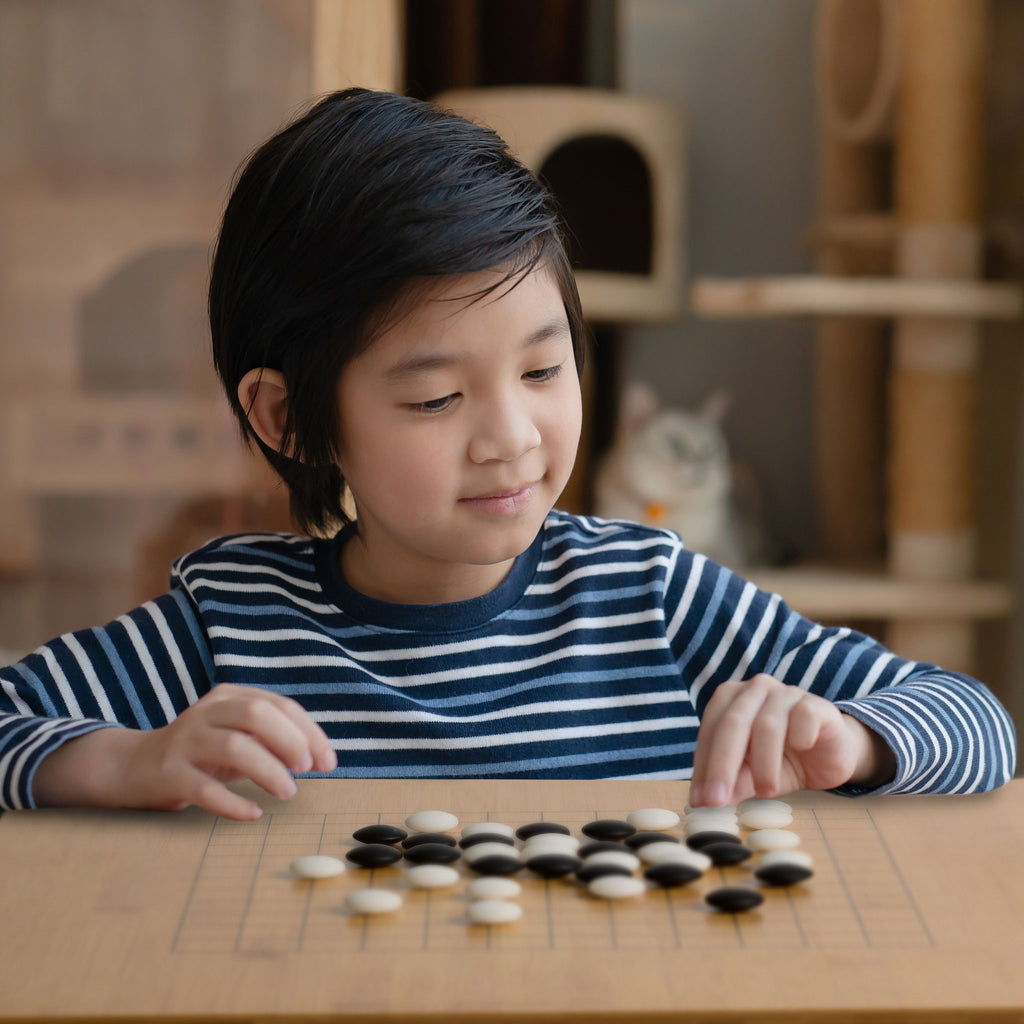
[669,437,692,459]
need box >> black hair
[209,88,585,535]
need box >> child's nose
[467,396,541,464]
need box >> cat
[593,383,776,570]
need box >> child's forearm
[32,727,146,809]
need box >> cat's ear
[618,382,660,436]
[696,389,732,426]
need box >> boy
[0,89,1015,819]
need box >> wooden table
[1,778,1023,1022]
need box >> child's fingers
[175,764,265,821]
[202,726,301,802]
[786,693,826,753]
[692,677,773,806]
[204,686,333,775]
[746,686,811,798]
[258,690,338,773]
[689,679,743,805]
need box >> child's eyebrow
[383,315,570,382]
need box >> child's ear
[237,368,292,455]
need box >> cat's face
[621,411,731,503]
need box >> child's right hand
[32,684,337,820]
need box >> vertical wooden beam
[310,0,404,95]
[813,0,895,566]
[888,0,988,671]
[813,135,889,565]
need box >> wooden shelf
[746,565,1014,621]
[3,396,255,496]
[690,275,1024,320]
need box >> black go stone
[352,824,407,845]
[578,840,629,858]
[575,862,634,884]
[581,819,636,841]
[644,862,703,888]
[705,886,765,913]
[515,822,571,840]
[402,832,458,849]
[625,832,680,850]
[403,842,462,865]
[345,843,403,868]
[459,832,516,849]
[469,854,523,876]
[703,842,752,867]
[525,853,582,879]
[686,831,742,851]
[755,862,814,886]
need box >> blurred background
[0,0,1021,743]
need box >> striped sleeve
[662,551,1017,795]
[0,588,214,810]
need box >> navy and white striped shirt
[0,512,1015,809]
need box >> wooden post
[310,0,404,94]
[812,132,890,567]
[813,1,893,565]
[888,0,988,671]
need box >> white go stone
[466,876,522,900]
[684,802,736,815]
[688,806,737,823]
[289,855,346,879]
[405,864,461,889]
[588,875,646,900]
[738,804,793,830]
[638,842,711,872]
[684,818,740,837]
[466,899,523,925]
[463,842,521,864]
[626,807,680,831]
[405,810,459,833]
[345,888,403,915]
[746,828,801,852]
[460,821,515,839]
[756,849,814,871]
[738,797,791,814]
[584,850,640,872]
[521,833,580,853]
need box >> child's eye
[524,364,563,383]
[411,393,458,414]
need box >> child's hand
[33,684,337,820]
[688,674,895,807]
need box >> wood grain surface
[1,778,1022,1023]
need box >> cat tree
[691,0,1021,675]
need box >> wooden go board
[1,778,1023,1022]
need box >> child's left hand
[688,674,896,807]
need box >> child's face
[335,264,582,604]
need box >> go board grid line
[605,900,618,950]
[661,888,681,948]
[721,867,747,948]
[233,814,272,952]
[864,806,935,946]
[811,807,871,946]
[421,889,432,951]
[785,886,809,947]
[172,804,930,956]
[170,813,220,953]
[295,814,329,953]
[543,879,555,949]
